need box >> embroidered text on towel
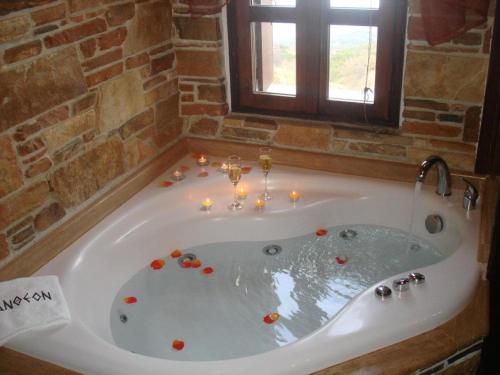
[0,291,52,312]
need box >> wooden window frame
[228,0,407,127]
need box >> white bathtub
[7,156,481,375]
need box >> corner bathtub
[8,157,481,375]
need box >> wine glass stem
[233,184,238,203]
[264,173,268,195]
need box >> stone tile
[221,126,271,142]
[0,48,87,132]
[73,93,97,115]
[124,138,156,170]
[175,17,221,41]
[243,117,278,131]
[85,62,123,87]
[180,103,228,116]
[43,110,96,152]
[0,136,23,199]
[96,70,145,132]
[44,19,107,48]
[404,52,489,103]
[3,40,43,64]
[51,139,124,207]
[156,94,180,128]
[0,0,56,16]
[274,122,331,150]
[402,122,462,138]
[34,202,66,231]
[151,52,175,75]
[126,52,149,69]
[68,0,100,13]
[97,27,127,50]
[198,84,226,103]
[124,1,172,56]
[0,181,50,230]
[118,108,155,139]
[0,14,30,43]
[405,98,449,112]
[31,3,66,26]
[106,2,135,26]
[145,79,178,106]
[176,50,223,77]
[333,127,413,146]
[348,142,407,157]
[82,49,123,72]
[25,158,52,178]
[189,118,219,136]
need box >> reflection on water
[110,225,450,361]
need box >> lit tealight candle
[255,199,265,210]
[172,169,185,181]
[237,187,247,200]
[201,198,213,211]
[197,155,209,166]
[289,190,301,202]
[218,162,228,174]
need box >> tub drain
[119,313,128,324]
[177,253,197,265]
[340,229,358,240]
[263,245,282,256]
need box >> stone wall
[176,0,495,173]
[0,0,181,266]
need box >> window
[228,0,407,126]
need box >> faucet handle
[462,178,479,211]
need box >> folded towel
[0,275,71,346]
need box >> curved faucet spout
[416,155,452,196]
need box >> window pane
[330,0,379,9]
[328,25,377,103]
[251,0,296,7]
[252,22,296,96]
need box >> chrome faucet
[416,156,452,196]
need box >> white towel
[0,275,71,346]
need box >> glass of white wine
[259,147,272,200]
[227,155,243,210]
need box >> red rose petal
[241,166,252,174]
[192,153,203,159]
[263,315,274,324]
[172,340,184,351]
[191,259,202,268]
[315,228,328,236]
[179,165,190,172]
[211,161,222,168]
[197,171,209,177]
[170,249,182,258]
[335,256,347,265]
[181,260,192,268]
[263,313,280,324]
[123,296,137,304]
[150,259,165,270]
[202,266,214,274]
[159,181,173,188]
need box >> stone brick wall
[176,0,495,173]
[0,0,180,266]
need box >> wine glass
[227,155,243,210]
[259,147,272,200]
